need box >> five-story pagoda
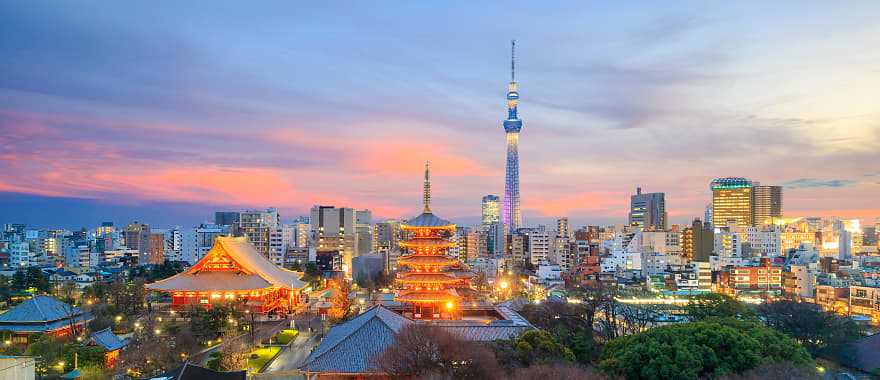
[395,162,470,319]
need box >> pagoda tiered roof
[147,236,307,292]
[398,239,455,249]
[397,254,459,267]
[396,289,460,303]
[397,272,460,285]
[401,212,455,229]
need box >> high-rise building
[556,217,571,240]
[214,211,241,227]
[628,187,667,230]
[149,232,166,264]
[682,219,713,262]
[181,223,228,264]
[96,222,115,237]
[310,205,368,275]
[711,178,753,228]
[481,195,501,229]
[356,210,373,257]
[502,40,523,232]
[237,208,280,259]
[486,221,505,256]
[521,226,550,266]
[123,221,151,266]
[752,185,783,225]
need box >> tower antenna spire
[423,161,431,213]
[511,39,516,83]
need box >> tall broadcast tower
[502,40,523,232]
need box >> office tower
[753,185,783,225]
[123,221,151,266]
[310,205,364,275]
[237,208,280,259]
[214,211,241,227]
[502,40,523,232]
[356,210,373,257]
[486,221,505,256]
[711,177,753,228]
[628,187,667,230]
[481,195,501,229]
[556,217,571,240]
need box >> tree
[25,267,50,293]
[686,293,755,321]
[374,324,501,379]
[598,318,813,380]
[25,335,64,374]
[757,300,864,355]
[303,262,322,287]
[718,362,819,380]
[11,270,27,292]
[519,300,599,364]
[492,329,575,368]
[0,275,11,304]
[219,339,249,371]
[509,363,605,380]
[328,279,352,322]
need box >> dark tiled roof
[439,325,533,341]
[90,328,128,351]
[147,362,246,380]
[842,332,880,372]
[403,212,453,228]
[300,305,412,374]
[0,295,82,323]
[300,305,535,374]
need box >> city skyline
[2,2,879,229]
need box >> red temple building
[394,162,472,320]
[147,236,307,314]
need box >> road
[189,318,290,366]
[262,330,320,373]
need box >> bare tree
[509,363,606,380]
[219,338,249,371]
[374,325,501,379]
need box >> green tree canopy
[757,300,864,355]
[686,293,755,321]
[519,301,600,364]
[598,318,813,380]
[493,329,576,368]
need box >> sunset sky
[1,2,879,229]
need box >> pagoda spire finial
[423,161,431,213]
[511,39,516,83]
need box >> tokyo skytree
[502,40,523,232]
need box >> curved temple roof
[147,236,307,292]
[401,212,454,229]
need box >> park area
[247,346,282,372]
